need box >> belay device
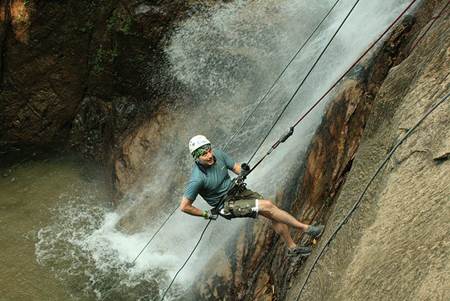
[210,162,251,219]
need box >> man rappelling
[180,135,324,256]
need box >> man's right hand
[240,163,250,177]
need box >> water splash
[35,196,174,300]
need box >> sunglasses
[193,145,211,158]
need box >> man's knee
[258,199,275,212]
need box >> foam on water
[35,197,177,300]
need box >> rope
[409,1,449,52]
[128,0,344,268]
[222,0,343,151]
[248,0,419,174]
[158,2,364,300]
[247,0,362,165]
[295,90,450,301]
[101,0,435,299]
[159,220,212,301]
[130,207,178,264]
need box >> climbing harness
[210,163,254,219]
[219,188,262,219]
[295,90,450,301]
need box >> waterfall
[35,0,413,299]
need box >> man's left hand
[203,210,218,220]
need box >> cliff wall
[291,2,449,300]
[0,0,216,167]
[193,1,449,300]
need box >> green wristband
[202,211,208,219]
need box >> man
[180,135,324,256]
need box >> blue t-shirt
[184,148,235,207]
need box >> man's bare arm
[180,196,204,217]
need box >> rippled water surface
[0,155,110,300]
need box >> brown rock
[193,1,450,300]
[290,2,450,301]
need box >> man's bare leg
[258,199,309,231]
[271,221,296,248]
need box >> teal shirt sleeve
[216,149,235,170]
[184,177,203,201]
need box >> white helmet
[189,135,211,154]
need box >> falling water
[29,0,414,300]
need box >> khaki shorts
[222,188,263,218]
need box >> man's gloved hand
[202,210,218,220]
[240,163,250,177]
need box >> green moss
[79,20,94,33]
[92,45,119,74]
[107,11,134,34]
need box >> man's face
[198,147,214,166]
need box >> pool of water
[0,154,110,300]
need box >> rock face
[291,5,450,301]
[192,0,450,300]
[0,0,207,164]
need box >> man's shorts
[221,188,263,219]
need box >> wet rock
[0,0,217,161]
[290,2,450,301]
[192,1,450,299]
[69,97,112,161]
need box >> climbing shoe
[287,245,312,257]
[305,224,324,238]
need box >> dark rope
[222,0,343,151]
[295,91,450,301]
[409,1,449,52]
[130,206,179,264]
[158,2,363,300]
[159,220,212,301]
[129,0,343,267]
[248,0,419,174]
[246,0,362,165]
